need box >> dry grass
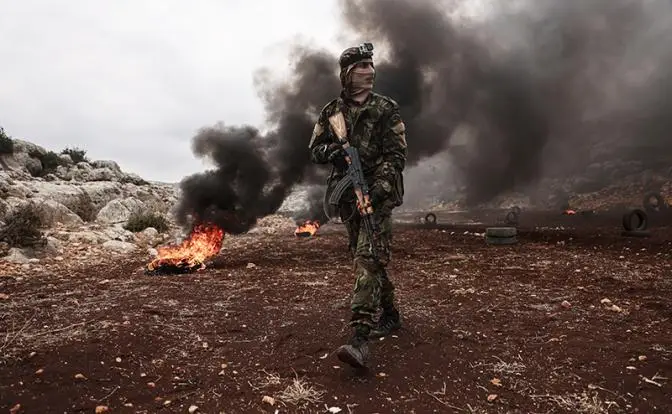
[470,356,527,375]
[0,311,35,362]
[277,376,325,406]
[531,391,619,413]
[249,370,282,390]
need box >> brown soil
[1,210,671,413]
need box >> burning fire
[562,209,576,215]
[294,220,320,237]
[146,223,224,274]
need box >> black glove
[324,143,349,170]
[326,143,345,162]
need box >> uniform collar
[339,90,373,108]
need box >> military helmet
[338,42,374,70]
[338,43,375,87]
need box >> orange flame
[147,223,224,272]
[562,209,576,215]
[294,220,320,237]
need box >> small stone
[95,406,109,413]
[74,373,86,380]
[188,405,199,413]
[638,355,647,362]
[560,300,571,309]
[487,394,498,402]
[35,368,44,375]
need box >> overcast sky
[0,0,345,183]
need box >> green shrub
[61,147,88,163]
[0,127,14,155]
[38,151,67,175]
[0,203,45,248]
[124,211,170,233]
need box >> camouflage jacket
[308,92,407,206]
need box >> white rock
[91,160,121,173]
[102,240,138,254]
[141,227,159,239]
[3,248,31,264]
[35,199,84,227]
[95,197,145,224]
[68,231,108,244]
[102,225,136,243]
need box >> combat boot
[336,332,370,368]
[369,308,401,339]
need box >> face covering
[345,61,375,100]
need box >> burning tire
[622,209,648,232]
[425,213,437,225]
[485,227,517,245]
[643,192,667,213]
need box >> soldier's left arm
[374,102,407,196]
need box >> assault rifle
[327,112,383,262]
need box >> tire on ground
[621,230,651,238]
[485,227,517,238]
[486,235,518,245]
[425,213,437,224]
[622,209,648,231]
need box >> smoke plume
[176,0,672,232]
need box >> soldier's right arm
[308,105,334,164]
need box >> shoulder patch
[391,121,405,134]
[391,121,407,148]
[308,121,325,148]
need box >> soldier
[308,43,408,368]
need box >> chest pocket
[353,112,382,153]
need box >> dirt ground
[1,210,671,413]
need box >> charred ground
[1,211,671,413]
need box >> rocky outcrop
[0,140,179,228]
[0,137,182,264]
[0,136,303,268]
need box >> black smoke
[174,48,339,233]
[176,0,672,232]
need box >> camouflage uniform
[309,45,407,367]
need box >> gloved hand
[324,143,349,170]
[326,143,345,162]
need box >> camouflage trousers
[343,212,396,331]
